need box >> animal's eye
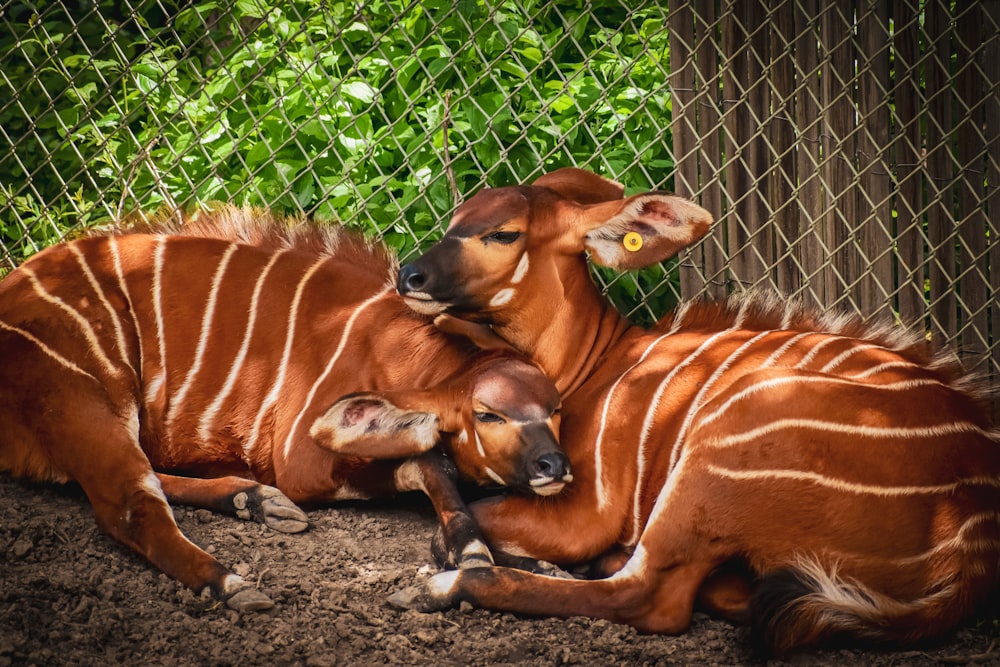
[483,230,521,245]
[475,411,505,424]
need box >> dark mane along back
[103,205,398,278]
[658,289,994,403]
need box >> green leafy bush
[1,0,677,321]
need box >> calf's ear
[579,192,714,270]
[311,392,440,459]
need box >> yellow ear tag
[623,232,643,252]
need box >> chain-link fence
[2,0,998,386]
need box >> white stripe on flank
[248,255,329,456]
[631,330,732,497]
[146,237,168,407]
[108,236,144,375]
[895,512,1000,565]
[168,243,238,432]
[0,319,98,381]
[632,443,694,546]
[794,335,842,369]
[705,418,989,448]
[280,285,391,459]
[68,243,133,373]
[21,266,119,377]
[848,360,920,379]
[593,330,675,510]
[666,331,772,470]
[198,249,286,442]
[626,330,770,545]
[696,375,946,428]
[760,331,812,368]
[707,464,1000,496]
[818,342,883,373]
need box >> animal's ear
[310,392,440,459]
[578,192,714,270]
[533,167,625,204]
[433,314,517,353]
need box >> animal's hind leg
[52,408,273,611]
[157,474,309,534]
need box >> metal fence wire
[1,0,998,387]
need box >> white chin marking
[490,288,514,307]
[403,296,449,315]
[531,482,566,496]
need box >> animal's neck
[494,261,632,397]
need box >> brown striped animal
[0,207,568,611]
[392,168,1000,654]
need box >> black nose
[531,452,570,480]
[397,263,427,294]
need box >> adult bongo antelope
[392,167,1000,654]
[0,207,568,611]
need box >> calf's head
[310,351,569,496]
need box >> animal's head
[396,167,713,324]
[451,352,568,495]
[310,335,569,496]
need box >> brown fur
[394,167,1000,655]
[0,207,565,610]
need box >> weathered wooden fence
[669,0,999,384]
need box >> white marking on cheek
[474,430,485,458]
[511,252,530,284]
[490,288,514,307]
[484,466,505,485]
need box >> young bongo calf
[393,168,1000,654]
[0,207,567,611]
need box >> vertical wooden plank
[795,0,824,310]
[820,1,858,310]
[668,0,700,298]
[693,0,727,299]
[744,0,771,289]
[857,0,892,320]
[721,0,749,288]
[955,3,988,364]
[926,0,957,346]
[771,0,798,297]
[892,0,925,324]
[722,0,769,290]
[986,1,1000,392]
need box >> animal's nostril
[534,452,570,479]
[397,264,427,293]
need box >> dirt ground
[1,474,998,667]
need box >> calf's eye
[484,230,521,245]
[475,411,505,424]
